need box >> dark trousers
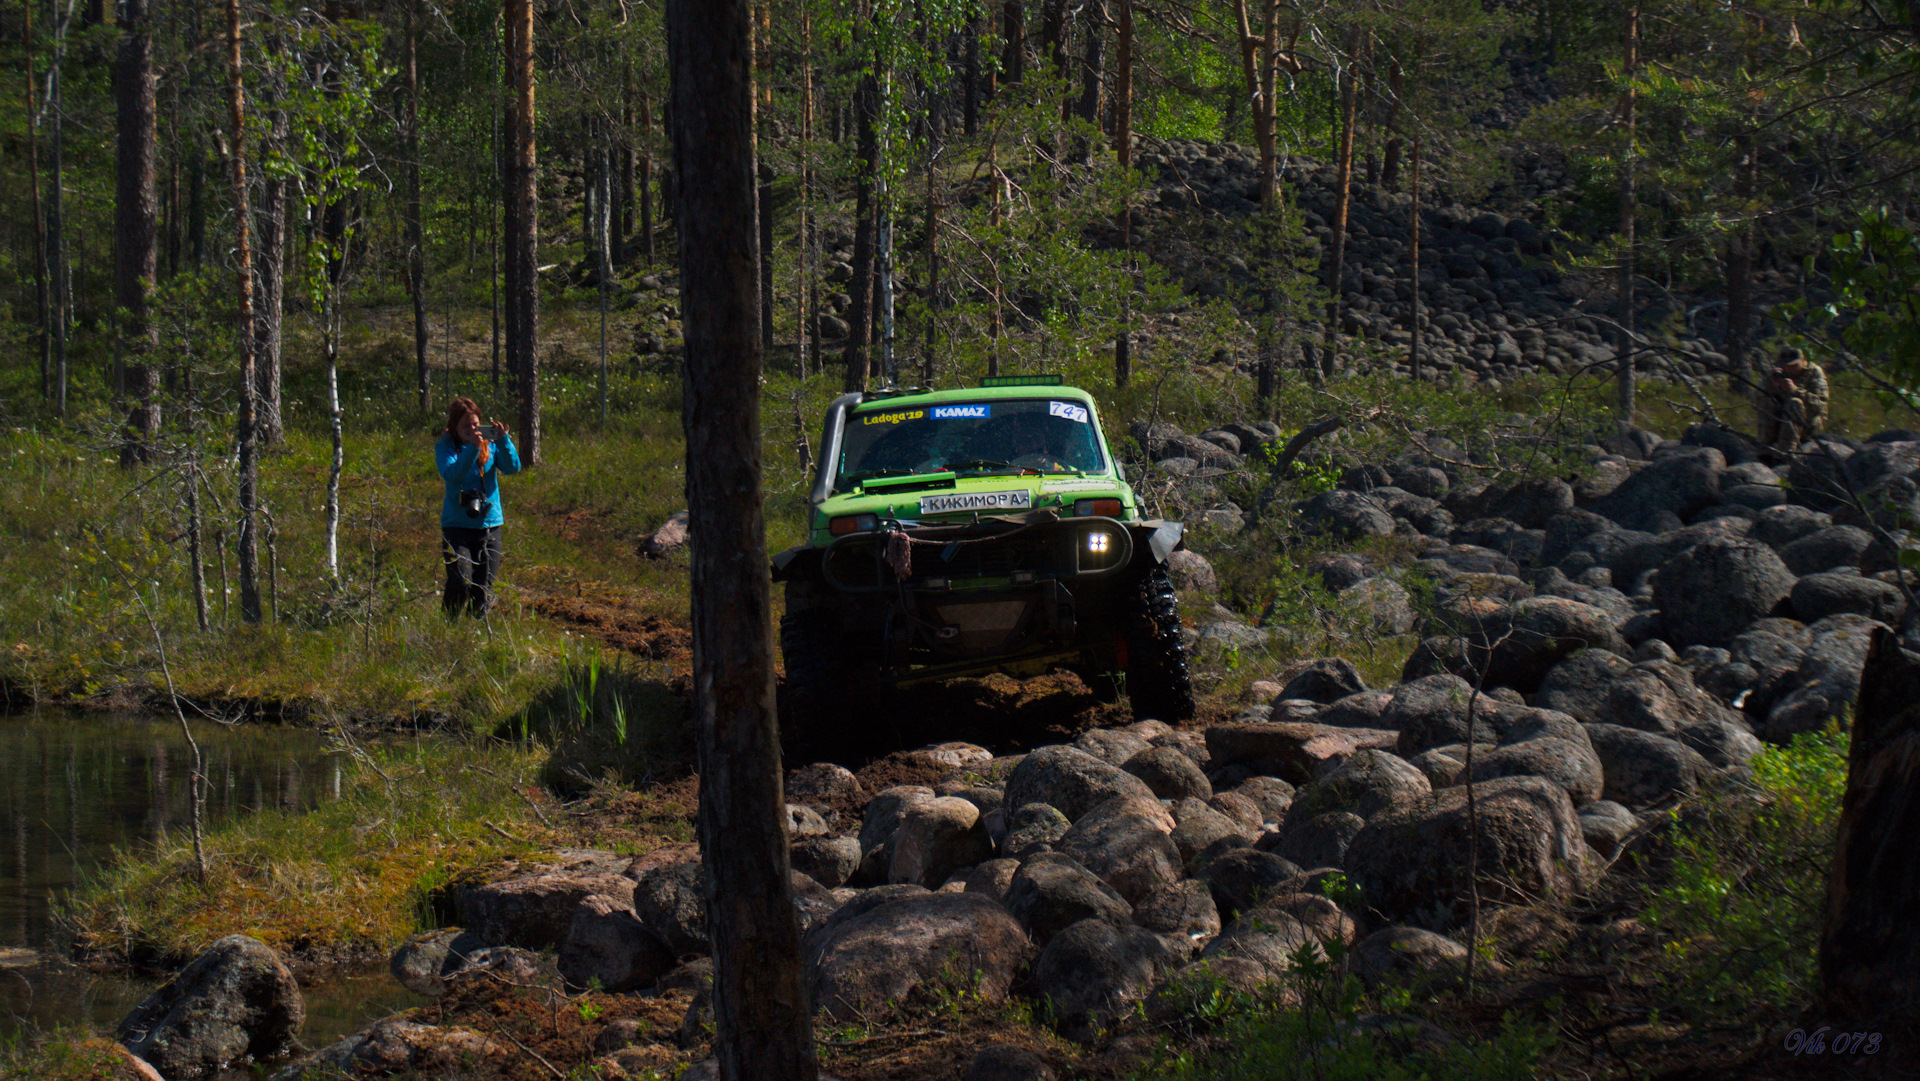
[442,526,502,617]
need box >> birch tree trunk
[226,0,260,622]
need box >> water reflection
[0,712,426,1044]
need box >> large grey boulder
[1170,800,1247,869]
[1791,573,1905,625]
[1584,724,1712,807]
[1198,848,1304,920]
[1600,660,1745,734]
[791,834,864,889]
[1002,802,1072,861]
[271,1019,502,1081]
[1346,926,1470,988]
[1121,746,1213,801]
[1028,919,1189,1041]
[807,893,1030,1021]
[388,928,487,997]
[1465,713,1604,803]
[889,796,994,889]
[627,851,708,958]
[1654,538,1795,648]
[1750,505,1833,551]
[1003,851,1132,947]
[1297,489,1397,539]
[1407,597,1627,695]
[557,894,676,993]
[1588,449,1724,532]
[1131,880,1221,941]
[1279,658,1369,704]
[1344,776,1594,929]
[1536,648,1633,723]
[1055,796,1182,904]
[118,935,305,1079]
[1762,614,1887,742]
[1271,810,1367,870]
[1004,746,1159,822]
[1198,893,1358,976]
[1780,525,1876,576]
[1285,749,1431,821]
[458,863,636,951]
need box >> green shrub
[1639,726,1849,1020]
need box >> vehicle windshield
[838,398,1107,489]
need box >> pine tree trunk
[507,0,540,462]
[1409,128,1424,380]
[756,0,774,353]
[664,0,820,1071]
[226,0,260,622]
[640,89,656,265]
[1001,0,1024,84]
[405,0,429,413]
[1616,2,1638,424]
[49,13,67,415]
[1323,27,1361,366]
[25,0,50,401]
[844,75,878,392]
[117,0,161,466]
[1114,0,1132,389]
[1075,0,1103,128]
[1818,625,1920,1031]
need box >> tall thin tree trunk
[1075,0,1103,130]
[963,15,980,134]
[1114,0,1132,389]
[844,75,878,392]
[1724,126,1756,380]
[1323,27,1362,367]
[640,88,655,265]
[118,0,161,465]
[665,0,820,1071]
[255,90,288,444]
[756,0,774,352]
[491,34,501,390]
[507,0,540,462]
[405,0,429,413]
[923,148,939,384]
[49,6,67,415]
[25,0,49,401]
[500,8,518,392]
[798,2,814,375]
[1001,0,1023,84]
[876,73,895,385]
[1409,127,1423,380]
[1616,2,1638,424]
[227,0,260,622]
[619,58,635,253]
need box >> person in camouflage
[1762,347,1829,451]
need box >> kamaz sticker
[919,490,1033,514]
[1049,401,1090,423]
[931,404,990,419]
[861,409,925,426]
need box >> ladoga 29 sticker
[861,409,925,426]
[1049,401,1090,423]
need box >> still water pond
[0,711,428,1044]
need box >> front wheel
[1124,563,1196,722]
[779,605,844,762]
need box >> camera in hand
[480,422,504,442]
[459,488,492,519]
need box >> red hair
[445,397,481,441]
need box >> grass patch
[59,733,689,967]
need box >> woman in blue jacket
[436,397,522,617]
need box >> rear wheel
[1124,563,1195,722]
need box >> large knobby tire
[1125,563,1196,722]
[779,605,844,761]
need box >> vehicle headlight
[1086,532,1112,554]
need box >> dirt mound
[528,587,692,664]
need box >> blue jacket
[437,431,523,528]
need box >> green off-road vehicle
[772,376,1194,746]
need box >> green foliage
[1792,208,1920,391]
[1141,941,1552,1081]
[1639,726,1850,1020]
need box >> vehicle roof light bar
[979,374,1064,387]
